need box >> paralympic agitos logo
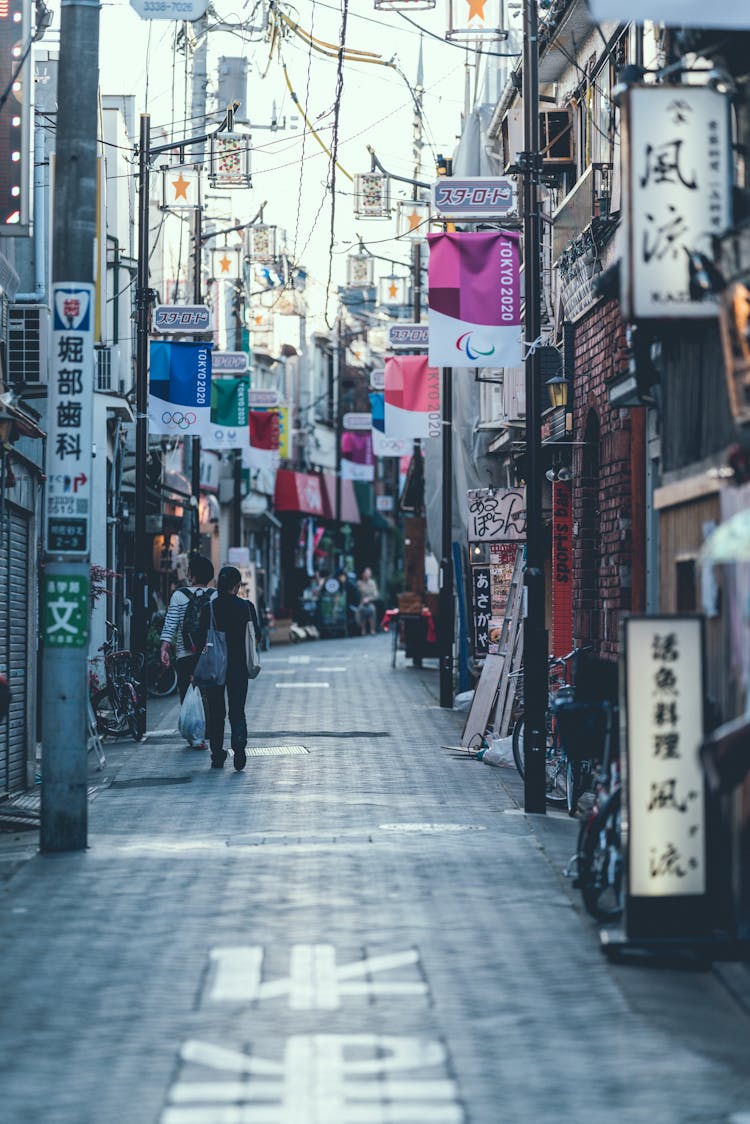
[456,332,495,361]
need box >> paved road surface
[1,635,749,1123]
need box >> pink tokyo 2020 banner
[427,230,522,368]
[384,354,441,440]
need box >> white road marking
[208,946,426,1008]
[164,1035,464,1124]
[287,655,311,664]
[315,666,348,672]
[274,682,330,689]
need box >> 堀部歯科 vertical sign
[45,283,95,556]
[623,615,707,940]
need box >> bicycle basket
[572,652,618,704]
[554,699,608,762]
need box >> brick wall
[571,299,632,661]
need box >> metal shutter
[0,508,30,794]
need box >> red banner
[552,480,573,658]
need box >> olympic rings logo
[161,411,197,429]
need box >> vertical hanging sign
[45,283,95,556]
[623,615,707,940]
[471,564,491,658]
[551,481,573,657]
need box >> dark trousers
[205,672,248,760]
[176,655,199,702]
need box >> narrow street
[1,637,749,1124]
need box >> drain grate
[245,744,309,757]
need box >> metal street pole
[522,0,548,813]
[335,316,343,562]
[439,364,454,708]
[40,0,101,851]
[132,112,151,739]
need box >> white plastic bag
[178,684,205,746]
[477,735,514,767]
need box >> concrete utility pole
[521,0,547,814]
[40,0,101,851]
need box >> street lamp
[545,373,569,409]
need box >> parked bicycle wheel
[146,660,178,698]
[577,787,623,922]
[511,716,567,805]
[91,687,129,738]
[120,678,143,741]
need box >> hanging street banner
[212,351,249,373]
[551,481,573,658]
[45,282,95,556]
[384,354,441,440]
[432,178,518,220]
[622,86,731,319]
[623,616,707,940]
[244,410,281,495]
[589,0,748,28]
[342,431,375,482]
[253,405,292,460]
[427,231,522,367]
[203,375,250,451]
[161,164,202,211]
[387,323,429,350]
[467,487,527,543]
[153,305,211,334]
[148,340,212,440]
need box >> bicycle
[90,622,144,741]
[556,652,623,923]
[511,647,584,809]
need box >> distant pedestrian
[160,553,215,706]
[357,567,379,636]
[199,565,261,771]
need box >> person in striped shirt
[159,554,215,705]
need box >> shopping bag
[245,621,261,680]
[193,602,228,687]
[178,684,206,746]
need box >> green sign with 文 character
[43,575,89,648]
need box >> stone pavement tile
[0,636,749,1124]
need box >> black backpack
[182,589,211,654]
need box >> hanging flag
[370,391,385,433]
[244,410,280,494]
[427,230,521,367]
[384,354,441,440]
[203,375,250,451]
[148,341,212,439]
[341,431,374,482]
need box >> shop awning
[274,469,325,516]
[321,473,360,525]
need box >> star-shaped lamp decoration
[161,164,202,211]
[210,245,243,280]
[446,0,504,40]
[378,274,408,307]
[396,199,430,241]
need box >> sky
[82,0,493,327]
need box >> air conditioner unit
[502,105,574,172]
[7,304,50,384]
[504,365,526,423]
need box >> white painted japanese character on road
[208,946,427,1009]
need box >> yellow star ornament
[172,173,190,201]
[466,0,487,19]
[407,209,422,233]
[219,255,231,274]
[388,281,399,299]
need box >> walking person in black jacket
[200,565,261,771]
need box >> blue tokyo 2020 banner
[148,341,213,439]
